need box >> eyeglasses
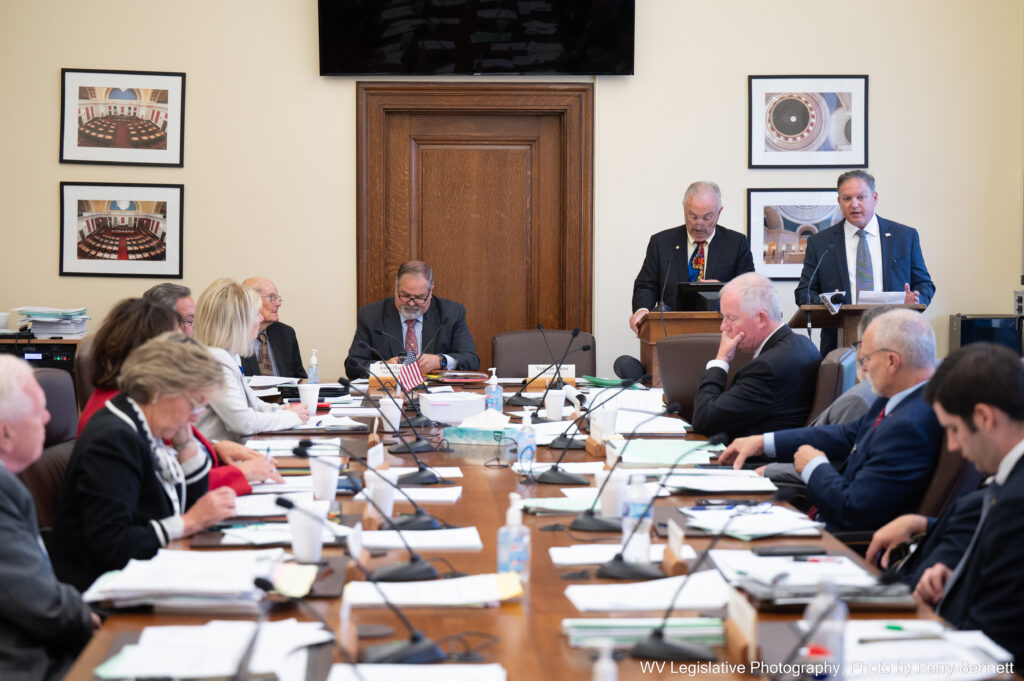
[396,289,432,304]
[184,393,208,417]
[852,341,899,367]
[181,316,194,327]
[261,294,283,304]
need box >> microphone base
[596,556,666,581]
[389,438,434,454]
[397,467,441,486]
[569,512,622,532]
[392,512,442,531]
[403,413,437,428]
[630,631,717,661]
[361,635,447,664]
[371,559,440,582]
[506,395,541,407]
[548,435,586,449]
[535,467,590,485]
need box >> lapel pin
[884,233,891,237]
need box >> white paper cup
[311,455,342,500]
[379,398,403,431]
[595,468,629,518]
[0,313,9,329]
[287,499,330,564]
[592,408,618,436]
[298,383,321,414]
[544,388,566,421]
[367,469,400,520]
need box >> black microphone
[419,316,447,359]
[273,497,446,664]
[598,429,727,580]
[536,322,557,364]
[507,346,590,408]
[337,445,449,531]
[547,373,647,451]
[345,355,438,458]
[802,246,833,338]
[367,333,434,428]
[539,328,579,398]
[531,344,592,424]
[652,241,684,338]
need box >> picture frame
[748,75,867,168]
[747,188,841,280]
[60,182,184,278]
[60,68,185,166]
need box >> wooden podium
[787,304,926,347]
[637,311,722,385]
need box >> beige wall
[1,0,1021,381]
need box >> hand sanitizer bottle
[485,367,502,412]
[307,349,319,384]
[497,492,530,583]
[516,412,537,468]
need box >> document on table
[558,482,670,500]
[234,492,313,517]
[680,505,821,540]
[387,466,463,478]
[248,476,315,494]
[510,460,605,476]
[565,569,730,612]
[292,414,367,431]
[355,485,463,504]
[529,419,584,445]
[610,438,722,466]
[219,523,347,546]
[246,376,299,389]
[343,572,521,608]
[662,471,778,493]
[549,543,695,566]
[521,496,596,514]
[329,664,507,681]
[708,549,875,587]
[361,526,483,551]
[614,411,691,434]
[245,437,343,454]
[330,406,383,418]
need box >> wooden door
[356,83,593,370]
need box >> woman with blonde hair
[193,278,308,441]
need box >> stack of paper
[82,548,284,614]
[561,617,724,648]
[244,438,343,456]
[420,392,486,424]
[343,573,521,608]
[550,544,694,566]
[291,414,367,431]
[355,485,463,504]
[564,569,730,612]
[14,306,90,338]
[614,411,691,434]
[218,523,346,547]
[361,526,483,551]
[329,663,508,680]
[662,470,778,494]
[610,439,722,466]
[709,550,875,587]
[679,505,821,539]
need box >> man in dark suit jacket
[796,170,936,355]
[344,260,479,380]
[720,309,943,533]
[692,273,821,440]
[242,277,307,379]
[911,343,1024,662]
[630,181,755,334]
[0,357,97,681]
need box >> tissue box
[443,426,518,446]
[420,392,486,424]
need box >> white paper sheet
[564,569,730,612]
[662,472,778,493]
[343,573,510,608]
[234,492,313,517]
[328,664,507,681]
[709,549,875,587]
[680,505,822,539]
[355,485,463,504]
[550,543,695,566]
[361,526,482,551]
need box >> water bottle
[800,582,847,681]
[516,412,537,468]
[620,474,652,564]
[497,492,531,583]
[485,367,503,411]
[307,348,319,384]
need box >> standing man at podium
[629,181,755,334]
[796,170,935,355]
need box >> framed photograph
[749,75,867,168]
[60,182,184,278]
[60,68,185,166]
[747,188,840,280]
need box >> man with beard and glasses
[344,260,479,380]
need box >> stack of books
[14,306,89,338]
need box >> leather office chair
[492,329,596,378]
[73,334,95,411]
[17,368,78,533]
[804,346,858,426]
[655,333,751,423]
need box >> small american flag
[397,348,425,391]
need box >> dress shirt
[844,215,883,302]
[400,315,456,369]
[636,229,719,315]
[994,436,1024,486]
[705,323,784,374]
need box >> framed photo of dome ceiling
[748,76,867,169]
[746,188,840,280]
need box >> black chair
[492,329,596,378]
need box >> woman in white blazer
[194,278,309,441]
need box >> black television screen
[318,0,635,76]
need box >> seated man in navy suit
[629,181,755,334]
[241,277,307,379]
[719,309,943,533]
[345,260,479,380]
[796,170,935,355]
[691,272,822,440]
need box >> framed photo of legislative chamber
[748,75,867,168]
[59,68,186,167]
[747,188,841,280]
[60,182,184,278]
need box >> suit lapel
[382,301,404,358]
[829,226,852,302]
[421,301,441,355]
[878,217,894,290]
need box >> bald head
[244,277,281,331]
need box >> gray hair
[194,278,261,356]
[119,332,225,404]
[837,170,875,192]
[683,181,722,208]
[857,304,899,338]
[395,260,434,289]
[0,355,35,421]
[143,283,192,310]
[722,272,782,322]
[869,308,936,371]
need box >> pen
[687,505,734,511]
[794,556,842,562]
[315,420,323,427]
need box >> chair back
[74,334,95,410]
[35,368,78,446]
[492,329,596,378]
[804,346,858,425]
[915,442,985,518]
[656,333,751,422]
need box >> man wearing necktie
[909,343,1024,662]
[795,170,936,355]
[239,277,307,379]
[719,309,943,532]
[629,181,755,334]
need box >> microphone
[273,497,446,664]
[597,428,727,580]
[652,241,683,338]
[536,322,558,364]
[549,373,649,452]
[802,246,833,338]
[507,346,590,408]
[367,333,434,428]
[613,355,646,381]
[336,445,448,531]
[531,343,592,424]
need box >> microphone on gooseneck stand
[597,429,728,581]
[547,372,649,451]
[535,328,580,404]
[535,374,652,485]
[369,331,435,428]
[506,346,590,409]
[802,246,833,338]
[273,497,447,664]
[348,350,436,456]
[652,242,683,338]
[530,345,592,425]
[338,377,442,485]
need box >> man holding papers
[911,343,1024,662]
[0,357,98,681]
[719,309,942,532]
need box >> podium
[787,304,926,347]
[637,311,722,385]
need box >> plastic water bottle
[620,474,652,564]
[516,412,537,468]
[800,582,847,681]
[591,639,617,681]
[307,348,319,384]
[485,367,503,412]
[497,492,531,583]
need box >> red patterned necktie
[404,319,418,355]
[691,241,706,281]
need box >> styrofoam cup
[544,388,566,421]
[298,383,320,414]
[311,455,342,500]
[287,499,330,564]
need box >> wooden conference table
[66,391,928,680]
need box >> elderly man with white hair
[720,308,944,533]
[0,356,98,681]
[691,272,822,440]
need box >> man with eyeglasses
[143,282,196,338]
[241,277,307,379]
[719,308,943,533]
[344,260,479,380]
